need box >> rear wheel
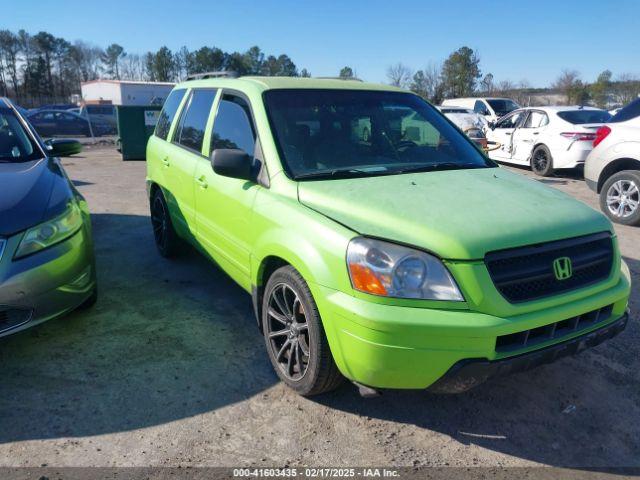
[600,170,640,226]
[531,145,554,177]
[150,188,181,257]
[262,266,343,396]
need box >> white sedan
[485,106,611,176]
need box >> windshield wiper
[294,168,389,180]
[395,162,486,174]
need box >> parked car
[147,77,630,396]
[441,97,520,124]
[0,98,97,338]
[585,98,640,225]
[439,105,488,149]
[485,106,611,176]
[77,104,117,133]
[27,109,112,137]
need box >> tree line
[374,46,640,108]
[1,31,638,109]
[0,29,307,107]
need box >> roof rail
[186,71,239,81]
[315,76,364,82]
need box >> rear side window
[523,111,548,128]
[557,110,611,124]
[174,89,217,152]
[155,89,187,140]
[610,98,640,123]
[211,95,256,155]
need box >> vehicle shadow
[0,212,637,469]
[0,212,277,443]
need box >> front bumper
[428,311,629,393]
[0,219,96,338]
[316,270,630,390]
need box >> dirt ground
[0,147,638,470]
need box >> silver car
[0,98,97,337]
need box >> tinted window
[474,100,489,115]
[175,89,217,152]
[211,95,256,155]
[487,99,519,117]
[557,110,611,124]
[155,89,187,140]
[610,98,640,123]
[264,89,493,180]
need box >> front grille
[485,232,614,303]
[496,304,614,353]
[0,307,32,333]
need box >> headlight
[14,201,83,259]
[346,237,463,301]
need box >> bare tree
[614,73,640,105]
[552,69,582,104]
[386,63,413,88]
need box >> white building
[80,80,175,106]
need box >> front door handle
[533,131,540,135]
[196,176,208,189]
[161,157,170,167]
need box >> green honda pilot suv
[146,74,631,396]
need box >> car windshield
[263,89,494,180]
[610,98,640,123]
[557,110,611,124]
[0,107,42,163]
[487,99,519,116]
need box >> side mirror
[45,138,83,157]
[211,148,253,181]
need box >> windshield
[0,107,42,163]
[610,98,640,123]
[557,110,611,124]
[487,99,519,116]
[263,89,494,180]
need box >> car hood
[297,167,612,260]
[0,158,72,237]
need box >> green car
[146,76,631,396]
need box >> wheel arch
[597,158,640,193]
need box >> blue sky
[5,0,640,87]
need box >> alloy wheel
[151,195,168,249]
[532,149,549,172]
[266,283,310,381]
[606,179,639,218]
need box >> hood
[0,158,72,237]
[298,167,612,260]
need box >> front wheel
[262,266,343,396]
[600,170,640,226]
[531,145,554,177]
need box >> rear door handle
[533,131,540,135]
[196,176,208,189]
[161,157,170,167]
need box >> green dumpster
[116,105,162,160]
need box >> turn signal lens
[593,126,611,148]
[348,264,388,296]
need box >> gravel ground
[0,147,638,471]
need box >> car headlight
[346,237,464,301]
[15,201,83,259]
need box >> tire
[150,188,181,257]
[531,145,554,177]
[599,170,640,226]
[262,265,344,396]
